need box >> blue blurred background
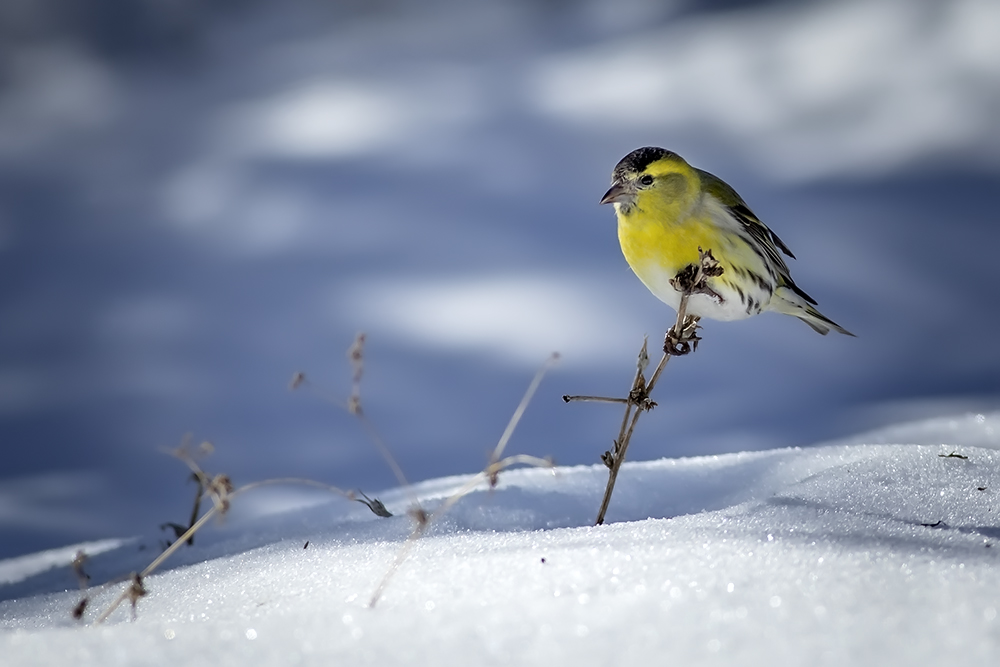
[2,0,999,560]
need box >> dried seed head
[636,337,650,372]
[207,474,235,514]
[127,573,147,620]
[698,247,723,277]
[347,333,366,381]
[408,506,429,527]
[354,490,393,518]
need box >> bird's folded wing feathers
[697,168,801,278]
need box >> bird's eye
[639,175,654,186]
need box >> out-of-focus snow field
[2,411,999,665]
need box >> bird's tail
[770,286,855,336]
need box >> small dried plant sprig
[294,335,558,607]
[70,550,91,620]
[86,334,557,622]
[81,333,407,625]
[367,352,560,608]
[565,248,721,525]
[72,550,90,589]
[291,332,417,501]
[355,490,393,517]
[160,472,205,547]
[85,442,367,624]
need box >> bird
[601,147,853,337]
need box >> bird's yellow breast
[616,201,728,281]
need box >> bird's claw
[669,249,725,305]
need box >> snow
[3,412,1000,665]
[0,539,129,587]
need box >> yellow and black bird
[602,147,853,336]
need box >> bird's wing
[697,169,812,297]
[727,202,794,271]
[728,202,818,305]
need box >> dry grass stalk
[289,335,556,607]
[367,353,559,607]
[84,334,556,622]
[85,440,375,624]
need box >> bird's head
[600,147,696,215]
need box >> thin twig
[185,474,204,545]
[93,475,365,624]
[367,452,555,608]
[291,335,422,510]
[356,415,414,493]
[586,249,720,525]
[367,354,559,608]
[562,395,630,405]
[367,521,429,607]
[90,335,399,625]
[593,319,680,525]
[489,353,559,486]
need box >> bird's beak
[600,181,632,206]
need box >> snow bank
[2,412,999,665]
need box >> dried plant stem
[594,307,684,526]
[367,451,555,608]
[647,286,689,389]
[93,340,559,622]
[488,353,559,485]
[357,416,414,493]
[94,504,218,624]
[94,477,357,624]
[588,249,721,525]
[562,395,630,404]
[368,519,428,608]
[367,353,559,608]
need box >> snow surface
[2,412,1000,665]
[0,539,129,587]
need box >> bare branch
[568,249,721,525]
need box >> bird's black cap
[612,146,675,181]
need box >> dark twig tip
[355,490,393,518]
